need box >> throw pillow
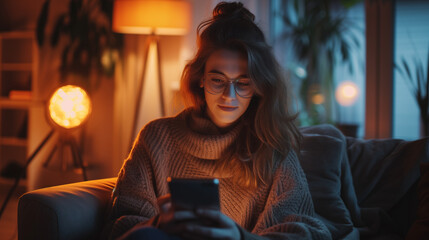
[300,125,360,239]
[346,137,429,210]
[346,136,429,238]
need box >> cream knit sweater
[105,109,331,239]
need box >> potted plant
[396,46,429,136]
[30,0,124,188]
[279,0,362,125]
[36,0,123,91]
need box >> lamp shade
[113,0,191,35]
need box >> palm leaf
[36,0,50,46]
[282,14,293,27]
[341,0,364,8]
[426,47,429,104]
[395,62,413,93]
[415,57,425,98]
[50,14,66,46]
[401,58,415,84]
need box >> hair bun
[213,1,255,22]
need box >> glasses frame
[203,73,254,98]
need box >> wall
[0,0,46,31]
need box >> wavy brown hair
[180,2,301,188]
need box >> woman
[103,2,331,240]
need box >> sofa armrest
[18,177,117,240]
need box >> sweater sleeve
[243,152,332,240]
[103,129,160,239]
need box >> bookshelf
[0,31,38,185]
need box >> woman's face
[202,49,253,128]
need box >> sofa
[17,124,429,240]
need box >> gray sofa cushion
[300,124,361,239]
[18,178,116,240]
[346,137,429,209]
[345,136,429,238]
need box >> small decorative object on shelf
[9,90,32,100]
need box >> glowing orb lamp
[335,81,359,106]
[48,85,92,129]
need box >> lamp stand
[0,129,54,219]
[43,132,88,181]
[130,34,166,147]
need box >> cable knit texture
[104,108,331,239]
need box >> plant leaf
[69,0,82,25]
[50,14,66,46]
[395,62,415,96]
[403,58,420,96]
[36,0,50,46]
[284,15,293,27]
[416,57,425,97]
[340,0,363,9]
[427,46,429,100]
[340,39,350,62]
[349,32,361,49]
[401,58,414,82]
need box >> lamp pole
[0,129,54,219]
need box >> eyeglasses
[204,73,254,98]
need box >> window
[270,0,366,137]
[393,0,429,139]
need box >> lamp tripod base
[43,134,88,181]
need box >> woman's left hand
[180,208,241,240]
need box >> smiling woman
[102,2,331,240]
[202,49,252,128]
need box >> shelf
[0,30,38,190]
[1,63,33,71]
[0,137,27,147]
[0,176,27,187]
[0,98,33,108]
[0,31,34,39]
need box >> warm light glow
[312,93,325,105]
[336,81,359,106]
[48,85,91,129]
[113,0,191,35]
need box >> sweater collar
[174,108,243,160]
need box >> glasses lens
[206,74,226,94]
[205,73,253,98]
[235,78,253,98]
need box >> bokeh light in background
[335,81,359,106]
[48,85,91,129]
[312,93,325,105]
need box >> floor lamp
[0,85,91,219]
[112,0,191,146]
[44,85,92,179]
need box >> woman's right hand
[157,194,199,236]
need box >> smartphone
[167,177,220,211]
